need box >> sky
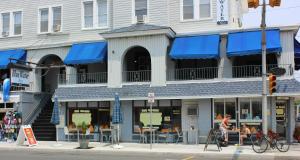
[242,0,300,41]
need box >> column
[218,36,232,78]
[66,66,77,85]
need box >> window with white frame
[135,0,147,17]
[39,6,62,33]
[181,0,211,21]
[1,11,22,37]
[82,0,108,29]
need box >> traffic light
[269,74,277,95]
[269,0,281,7]
[248,0,259,8]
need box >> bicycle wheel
[276,137,290,152]
[252,137,268,153]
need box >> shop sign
[16,125,38,146]
[10,68,30,86]
[217,0,229,25]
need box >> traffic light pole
[261,0,268,135]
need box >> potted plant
[78,122,90,149]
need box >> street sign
[148,92,155,104]
[269,67,286,76]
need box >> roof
[102,24,171,34]
[101,24,176,39]
[54,79,300,102]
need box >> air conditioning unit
[135,15,147,24]
[53,24,61,32]
[2,31,9,37]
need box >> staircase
[32,100,56,141]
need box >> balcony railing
[167,67,219,81]
[123,70,151,82]
[58,72,108,85]
[232,64,293,78]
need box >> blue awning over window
[295,39,300,58]
[227,29,282,57]
[64,41,107,65]
[0,49,26,69]
[169,34,220,59]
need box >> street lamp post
[261,0,268,135]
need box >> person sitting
[240,124,251,145]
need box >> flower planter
[79,135,90,149]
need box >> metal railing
[123,70,151,82]
[167,67,219,81]
[232,64,293,78]
[58,72,108,85]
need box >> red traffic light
[269,74,277,95]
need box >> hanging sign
[16,125,38,146]
[10,68,30,86]
[217,0,229,25]
[148,92,155,104]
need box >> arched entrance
[123,46,151,82]
[38,54,65,93]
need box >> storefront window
[239,98,262,134]
[226,101,236,120]
[214,100,224,120]
[214,99,236,120]
[133,100,181,133]
[252,100,262,120]
[67,101,111,131]
[240,100,250,119]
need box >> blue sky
[242,0,300,41]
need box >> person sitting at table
[240,124,251,145]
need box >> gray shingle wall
[54,79,300,101]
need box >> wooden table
[142,128,158,143]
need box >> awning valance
[169,34,220,59]
[295,39,300,58]
[0,49,26,69]
[64,41,107,65]
[227,29,282,57]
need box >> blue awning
[227,29,282,57]
[0,49,26,69]
[295,39,300,58]
[64,41,107,65]
[169,34,220,59]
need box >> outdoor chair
[135,126,147,143]
[64,127,76,142]
[99,128,109,142]
[157,129,169,143]
[175,128,183,143]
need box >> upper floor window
[1,11,22,37]
[38,6,62,33]
[135,0,147,17]
[82,0,108,29]
[181,0,211,21]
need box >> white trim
[81,0,109,30]
[0,9,23,38]
[37,5,63,34]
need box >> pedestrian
[220,114,231,145]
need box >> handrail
[23,93,52,125]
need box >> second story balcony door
[123,46,151,82]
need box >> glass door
[276,101,288,138]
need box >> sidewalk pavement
[0,141,299,157]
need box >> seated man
[240,124,251,145]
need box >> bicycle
[250,130,290,153]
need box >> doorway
[276,101,288,138]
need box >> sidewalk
[0,141,299,157]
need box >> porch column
[288,97,296,143]
[218,35,232,78]
[66,66,77,85]
[31,67,42,92]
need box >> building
[0,0,299,143]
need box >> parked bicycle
[250,130,290,153]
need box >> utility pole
[261,0,268,135]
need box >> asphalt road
[0,149,299,160]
